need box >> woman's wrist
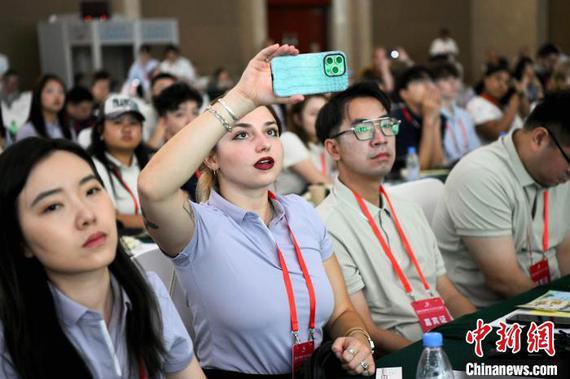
[222,88,257,121]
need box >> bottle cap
[407,146,417,155]
[422,332,443,348]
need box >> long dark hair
[88,116,150,199]
[28,74,72,140]
[287,95,327,148]
[0,138,166,378]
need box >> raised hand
[233,44,305,108]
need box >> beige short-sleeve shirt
[317,177,446,342]
[433,131,570,308]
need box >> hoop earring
[213,169,218,176]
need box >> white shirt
[159,57,196,83]
[466,96,523,143]
[429,37,459,56]
[92,153,141,215]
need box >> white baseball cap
[102,94,145,121]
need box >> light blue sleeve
[0,325,19,378]
[15,123,38,141]
[146,272,194,373]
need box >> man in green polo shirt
[433,91,570,309]
[316,82,475,353]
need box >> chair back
[385,178,444,225]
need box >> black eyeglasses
[329,117,401,141]
[545,128,570,165]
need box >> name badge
[292,340,314,377]
[411,297,453,333]
[529,259,550,285]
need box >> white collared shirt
[92,153,141,215]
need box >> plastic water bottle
[406,146,420,181]
[416,332,454,379]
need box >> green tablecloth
[347,275,570,378]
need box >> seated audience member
[433,91,570,309]
[206,67,234,100]
[160,45,197,84]
[432,62,480,163]
[429,28,459,61]
[138,44,376,377]
[513,56,543,106]
[66,86,96,134]
[144,72,178,148]
[548,60,570,93]
[359,47,395,93]
[276,95,333,195]
[467,62,523,143]
[536,43,561,90]
[315,82,475,353]
[91,70,113,110]
[153,82,203,201]
[0,138,204,378]
[127,44,159,96]
[390,66,445,173]
[0,105,5,152]
[89,95,150,230]
[16,74,73,142]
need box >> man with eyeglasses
[433,91,570,309]
[316,82,475,353]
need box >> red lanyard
[319,152,327,176]
[402,107,420,129]
[352,187,430,294]
[139,358,147,379]
[268,192,316,340]
[112,168,140,215]
[446,113,469,153]
[481,93,500,107]
[543,191,549,252]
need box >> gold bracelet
[345,327,375,354]
[206,104,232,132]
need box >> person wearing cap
[89,94,150,230]
[315,82,475,353]
[390,66,446,175]
[466,62,524,144]
[433,91,570,309]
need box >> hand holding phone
[271,51,349,97]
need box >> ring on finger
[347,347,357,356]
[360,361,369,371]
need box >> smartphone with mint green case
[271,51,349,96]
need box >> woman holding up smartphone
[0,138,205,379]
[138,44,375,378]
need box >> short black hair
[139,44,151,54]
[153,82,203,117]
[2,69,18,79]
[164,44,179,54]
[395,65,432,95]
[524,90,570,145]
[316,82,391,144]
[66,86,94,105]
[150,72,177,90]
[513,56,534,81]
[537,43,560,58]
[431,61,460,81]
[92,70,111,84]
[488,59,510,74]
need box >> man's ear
[532,127,550,149]
[324,138,341,162]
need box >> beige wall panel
[0,0,79,88]
[371,0,472,81]
[549,0,570,54]
[471,0,539,82]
